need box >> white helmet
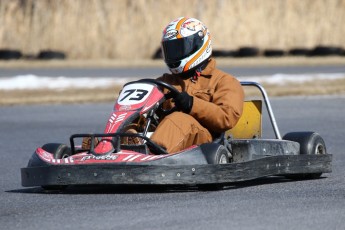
[161,17,212,75]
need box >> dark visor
[161,32,204,64]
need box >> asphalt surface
[1,94,344,230]
[1,64,345,229]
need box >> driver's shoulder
[209,68,238,86]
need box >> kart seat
[226,100,262,139]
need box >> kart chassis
[21,81,332,189]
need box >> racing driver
[150,16,244,153]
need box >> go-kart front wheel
[42,143,72,159]
[41,143,72,191]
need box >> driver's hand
[174,92,193,114]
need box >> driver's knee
[165,111,195,123]
[151,112,212,153]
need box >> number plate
[117,83,153,106]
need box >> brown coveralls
[150,58,244,153]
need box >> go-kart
[21,79,332,190]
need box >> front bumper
[21,154,332,187]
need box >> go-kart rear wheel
[41,143,72,191]
[198,145,230,191]
[283,132,326,180]
[201,144,230,165]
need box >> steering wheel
[135,78,180,115]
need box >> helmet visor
[162,32,204,65]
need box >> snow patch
[0,73,344,90]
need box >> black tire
[41,143,72,159]
[212,49,236,57]
[288,48,310,56]
[201,144,230,164]
[0,49,22,60]
[263,49,285,57]
[308,46,344,56]
[41,143,71,191]
[235,47,259,57]
[215,146,230,164]
[152,47,163,59]
[37,50,66,60]
[283,132,326,179]
[198,145,229,191]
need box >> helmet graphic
[161,17,212,74]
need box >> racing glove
[174,92,193,114]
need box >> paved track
[1,63,345,229]
[1,94,344,230]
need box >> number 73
[119,89,148,102]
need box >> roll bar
[240,81,282,139]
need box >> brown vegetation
[1,0,345,59]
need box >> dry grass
[1,56,345,69]
[1,0,345,59]
[0,87,121,106]
[244,78,345,98]
[1,78,344,106]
